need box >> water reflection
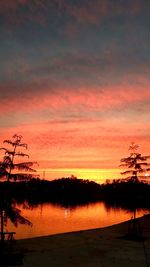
[6,202,149,240]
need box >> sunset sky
[0,0,150,182]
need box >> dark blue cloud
[0,0,150,99]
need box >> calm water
[6,202,149,240]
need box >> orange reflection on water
[6,202,147,240]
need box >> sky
[0,0,150,182]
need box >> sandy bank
[11,214,150,267]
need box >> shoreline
[17,213,148,241]
[13,214,150,267]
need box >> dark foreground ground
[6,214,150,267]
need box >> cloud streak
[1,117,149,170]
[0,0,149,30]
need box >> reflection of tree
[0,193,32,248]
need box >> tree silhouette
[120,142,150,239]
[0,134,35,249]
[0,134,38,182]
[120,142,150,183]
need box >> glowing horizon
[36,167,122,183]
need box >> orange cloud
[1,116,149,171]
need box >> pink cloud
[39,84,150,114]
[66,0,108,25]
[1,117,150,170]
[0,80,150,118]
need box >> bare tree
[0,134,38,182]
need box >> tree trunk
[0,209,4,250]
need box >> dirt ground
[7,214,150,267]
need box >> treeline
[0,177,150,209]
[100,180,150,210]
[0,177,101,206]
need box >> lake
[6,201,149,240]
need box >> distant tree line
[0,177,149,210]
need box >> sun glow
[36,168,121,184]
